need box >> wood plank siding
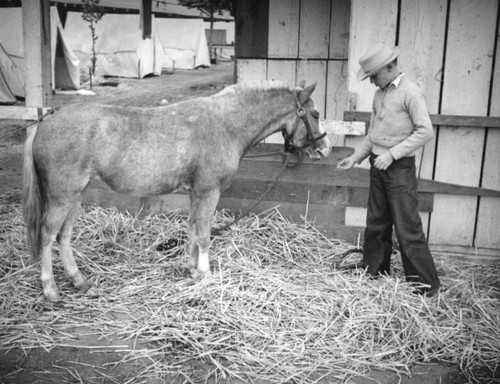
[231,0,500,256]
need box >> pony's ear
[300,82,317,102]
[297,80,306,88]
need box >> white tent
[64,12,164,79]
[0,43,24,104]
[204,20,235,62]
[0,6,80,99]
[156,18,210,70]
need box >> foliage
[177,0,234,17]
[81,0,104,76]
[81,0,104,24]
[177,0,233,62]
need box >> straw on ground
[0,200,498,383]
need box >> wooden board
[345,207,430,237]
[344,111,500,128]
[217,196,362,242]
[326,60,349,146]
[429,0,497,247]
[399,0,447,180]
[268,0,299,58]
[222,174,433,212]
[22,0,51,108]
[476,129,500,249]
[321,120,365,136]
[265,59,296,144]
[0,106,52,121]
[327,0,350,145]
[296,60,328,117]
[237,144,500,197]
[399,0,447,112]
[236,59,267,83]
[298,0,330,59]
[234,0,269,59]
[476,28,500,249]
[329,0,350,60]
[266,59,296,84]
[346,0,398,167]
[347,0,398,112]
[326,60,348,121]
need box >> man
[337,43,440,297]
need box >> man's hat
[357,43,400,81]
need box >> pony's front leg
[188,189,220,278]
[187,221,199,274]
[187,193,200,274]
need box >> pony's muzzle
[304,143,330,160]
[311,135,331,159]
[316,145,331,158]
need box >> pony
[23,80,331,301]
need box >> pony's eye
[311,110,320,120]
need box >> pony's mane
[217,80,293,98]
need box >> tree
[81,0,104,77]
[178,0,234,63]
[178,0,234,17]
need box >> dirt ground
[0,63,473,383]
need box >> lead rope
[156,148,302,252]
[0,106,60,141]
[211,149,301,236]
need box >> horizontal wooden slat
[243,144,354,166]
[344,111,500,128]
[222,178,433,212]
[321,119,366,135]
[217,197,361,241]
[239,144,500,197]
[0,106,52,121]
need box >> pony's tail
[23,125,43,260]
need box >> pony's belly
[93,173,182,197]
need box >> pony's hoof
[190,268,211,279]
[75,279,93,292]
[85,287,100,298]
[43,281,61,301]
[44,289,61,302]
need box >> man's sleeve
[389,93,434,160]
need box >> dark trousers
[363,154,440,290]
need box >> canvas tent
[64,12,164,79]
[156,18,210,70]
[0,6,80,101]
[0,43,24,104]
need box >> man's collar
[389,72,404,88]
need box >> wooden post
[141,0,152,39]
[234,0,269,59]
[22,0,51,109]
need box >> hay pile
[0,199,499,383]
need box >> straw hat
[356,43,400,81]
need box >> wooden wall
[234,0,350,144]
[346,0,500,254]
[234,0,500,256]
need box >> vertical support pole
[142,0,152,39]
[22,0,51,110]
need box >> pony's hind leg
[39,202,74,301]
[57,202,93,294]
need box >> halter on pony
[282,92,327,156]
